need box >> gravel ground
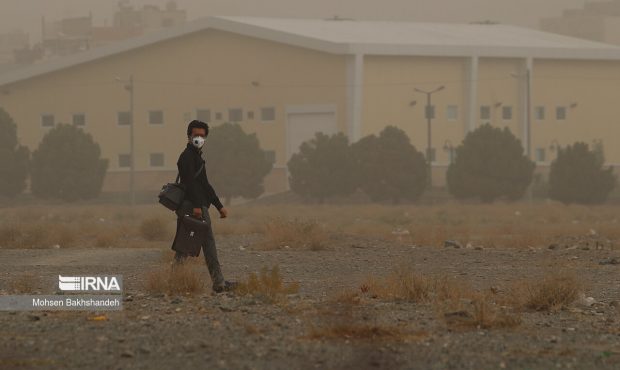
[1,234,620,369]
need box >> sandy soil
[1,233,620,369]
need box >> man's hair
[186,120,209,138]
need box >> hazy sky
[1,0,590,42]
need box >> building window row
[118,153,166,168]
[535,106,566,121]
[197,107,277,123]
[40,113,87,127]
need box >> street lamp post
[414,85,445,188]
[511,69,532,159]
[116,75,135,206]
[443,140,455,164]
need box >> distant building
[1,16,620,196]
[0,30,29,65]
[34,1,187,62]
[541,0,620,45]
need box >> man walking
[171,119,236,293]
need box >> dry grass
[0,203,618,250]
[145,262,205,295]
[7,272,39,294]
[439,292,522,330]
[509,272,582,311]
[358,265,521,330]
[235,265,299,303]
[359,265,465,303]
[256,217,329,251]
[139,217,169,241]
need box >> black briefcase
[171,214,210,257]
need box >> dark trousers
[173,204,225,289]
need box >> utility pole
[511,68,532,159]
[414,85,445,189]
[117,75,135,206]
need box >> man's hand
[218,207,228,219]
[192,207,202,218]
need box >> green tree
[549,142,616,204]
[0,108,29,197]
[205,123,273,205]
[287,132,357,202]
[351,126,427,203]
[31,123,108,201]
[446,124,535,202]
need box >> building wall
[361,55,467,168]
[532,59,620,167]
[1,29,349,195]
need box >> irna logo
[58,275,122,292]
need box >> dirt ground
[1,226,620,369]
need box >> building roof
[3,15,620,87]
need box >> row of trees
[288,124,617,204]
[1,104,616,205]
[0,108,273,203]
[1,109,108,201]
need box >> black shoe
[213,280,238,293]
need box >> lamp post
[116,75,135,206]
[511,69,532,159]
[414,85,445,188]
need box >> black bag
[158,162,204,211]
[172,214,211,257]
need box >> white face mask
[191,135,205,149]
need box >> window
[446,105,458,121]
[261,107,276,121]
[502,106,513,121]
[535,148,546,163]
[215,112,222,120]
[118,154,131,168]
[534,106,545,121]
[72,113,86,126]
[556,106,567,120]
[480,106,491,120]
[117,111,131,126]
[149,110,163,125]
[264,150,276,164]
[247,110,255,120]
[196,109,211,122]
[228,108,243,122]
[426,148,436,163]
[41,114,55,127]
[150,153,164,167]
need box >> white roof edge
[3,16,620,87]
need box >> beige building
[1,16,620,198]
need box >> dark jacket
[177,142,224,211]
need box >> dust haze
[1,0,620,369]
[1,0,589,38]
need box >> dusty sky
[1,0,590,42]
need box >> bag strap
[175,161,205,184]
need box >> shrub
[287,132,357,202]
[351,126,427,203]
[446,124,535,202]
[204,123,273,205]
[30,123,108,201]
[0,107,29,197]
[548,142,616,204]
